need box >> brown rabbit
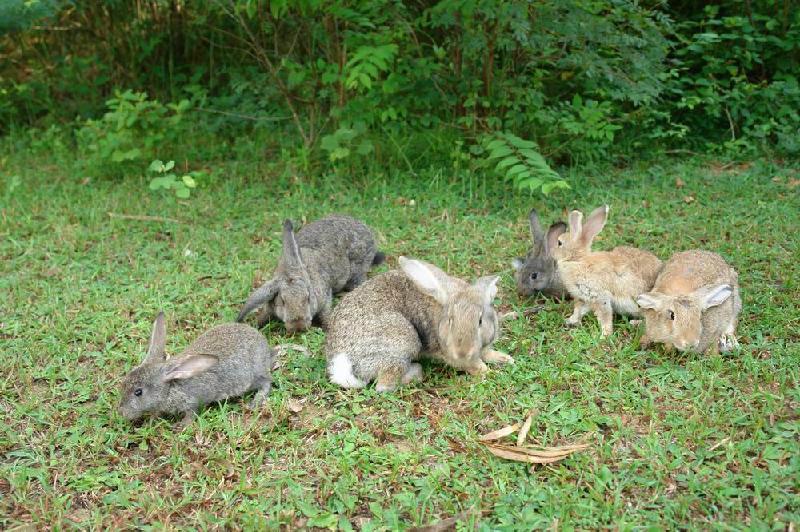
[637,250,741,354]
[552,205,663,336]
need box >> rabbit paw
[482,350,514,365]
[719,334,739,352]
[466,361,489,376]
[401,363,423,384]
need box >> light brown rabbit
[552,205,663,336]
[636,250,741,354]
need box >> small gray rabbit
[237,215,384,333]
[512,209,568,298]
[637,250,741,354]
[118,312,273,426]
[325,257,513,392]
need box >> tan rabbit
[325,257,512,392]
[552,205,663,336]
[636,250,741,354]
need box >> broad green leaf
[182,175,196,188]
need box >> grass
[1,153,799,529]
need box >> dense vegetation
[2,0,798,191]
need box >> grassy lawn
[1,155,798,529]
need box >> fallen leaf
[478,423,520,442]
[683,195,695,204]
[516,411,536,447]
[788,178,800,188]
[286,398,304,413]
[642,200,650,209]
[675,177,685,188]
[483,442,590,464]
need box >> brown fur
[637,250,741,354]
[552,205,663,336]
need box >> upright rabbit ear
[144,311,167,364]
[237,280,279,322]
[636,292,663,310]
[567,210,583,242]
[282,219,304,269]
[161,354,218,382]
[694,284,732,310]
[581,205,609,246]
[545,221,567,254]
[528,209,544,247]
[399,256,448,305]
[474,275,500,304]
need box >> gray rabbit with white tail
[237,215,384,333]
[118,312,273,427]
[512,209,568,298]
[325,257,513,392]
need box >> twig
[107,212,181,223]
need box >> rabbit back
[325,271,437,387]
[169,324,272,410]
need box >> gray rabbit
[325,257,513,392]
[237,215,384,333]
[118,312,273,426]
[511,209,568,298]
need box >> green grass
[1,155,799,529]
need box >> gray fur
[118,312,273,426]
[325,257,513,392]
[237,215,383,333]
[512,209,568,298]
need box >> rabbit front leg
[566,300,590,327]
[482,349,514,365]
[591,299,614,336]
[179,410,197,428]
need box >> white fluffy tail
[328,353,366,389]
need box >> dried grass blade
[516,411,536,447]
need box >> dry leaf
[286,399,304,413]
[788,178,800,189]
[478,423,520,442]
[516,412,536,447]
[683,195,695,204]
[483,442,590,464]
[675,177,685,188]
[642,199,650,209]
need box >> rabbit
[511,209,568,298]
[237,215,384,333]
[636,250,741,354]
[551,205,663,336]
[325,256,513,392]
[118,312,273,427]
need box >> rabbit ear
[511,257,524,270]
[282,219,304,269]
[161,353,219,382]
[567,211,583,242]
[528,209,544,247]
[694,284,732,310]
[581,205,609,246]
[144,311,167,364]
[399,256,448,305]
[544,221,567,254]
[636,292,663,310]
[237,280,279,322]
[474,275,500,304]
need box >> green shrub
[76,91,190,176]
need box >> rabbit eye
[530,272,538,280]
[134,388,143,397]
[557,240,563,247]
[668,310,675,321]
